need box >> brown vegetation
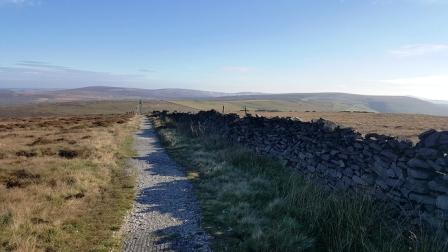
[0,100,196,118]
[0,114,138,251]
[243,111,448,142]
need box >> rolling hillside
[199,93,448,116]
[1,87,447,116]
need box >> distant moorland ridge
[1,86,448,116]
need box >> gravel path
[122,117,210,252]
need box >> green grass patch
[155,118,447,252]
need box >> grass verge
[154,116,447,252]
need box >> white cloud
[0,0,41,6]
[390,44,448,57]
[380,74,448,100]
[222,66,253,73]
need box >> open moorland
[0,113,138,251]
[0,100,195,118]
[166,100,448,141]
[238,111,448,142]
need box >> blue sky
[0,0,447,99]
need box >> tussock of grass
[156,118,447,252]
[0,114,138,251]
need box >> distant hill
[207,93,448,116]
[0,86,261,104]
[47,86,230,100]
[1,86,447,116]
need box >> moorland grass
[155,117,447,252]
[0,115,138,251]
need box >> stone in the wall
[391,163,404,179]
[428,179,448,193]
[352,175,367,186]
[384,178,403,187]
[361,174,375,185]
[420,129,439,147]
[375,179,390,190]
[405,178,430,194]
[373,159,390,178]
[439,132,448,145]
[416,148,439,160]
[408,167,433,179]
[407,158,430,169]
[386,167,396,178]
[427,160,444,171]
[381,150,399,161]
[436,195,448,210]
[409,193,436,206]
[343,168,354,177]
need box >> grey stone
[421,212,444,229]
[419,129,437,141]
[428,180,448,193]
[321,154,330,161]
[436,195,448,210]
[361,174,375,184]
[416,148,439,160]
[405,178,429,194]
[330,150,339,156]
[408,168,433,179]
[307,166,316,172]
[384,178,402,187]
[386,168,396,178]
[427,160,444,171]
[407,158,430,169]
[423,132,440,148]
[353,175,368,186]
[409,193,435,205]
[373,160,390,178]
[391,164,404,179]
[343,168,353,177]
[342,176,353,186]
[354,143,363,149]
[435,209,448,220]
[375,179,389,190]
[436,158,446,166]
[439,132,448,145]
[369,143,382,151]
[381,150,398,161]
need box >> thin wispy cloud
[0,61,145,88]
[389,44,448,57]
[222,66,253,73]
[0,0,41,6]
[138,68,156,73]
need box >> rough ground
[122,117,210,252]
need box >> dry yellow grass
[240,111,448,142]
[0,114,139,252]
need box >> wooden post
[244,106,247,116]
[222,105,225,114]
[138,99,143,115]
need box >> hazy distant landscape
[2,86,448,116]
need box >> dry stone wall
[156,110,448,233]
